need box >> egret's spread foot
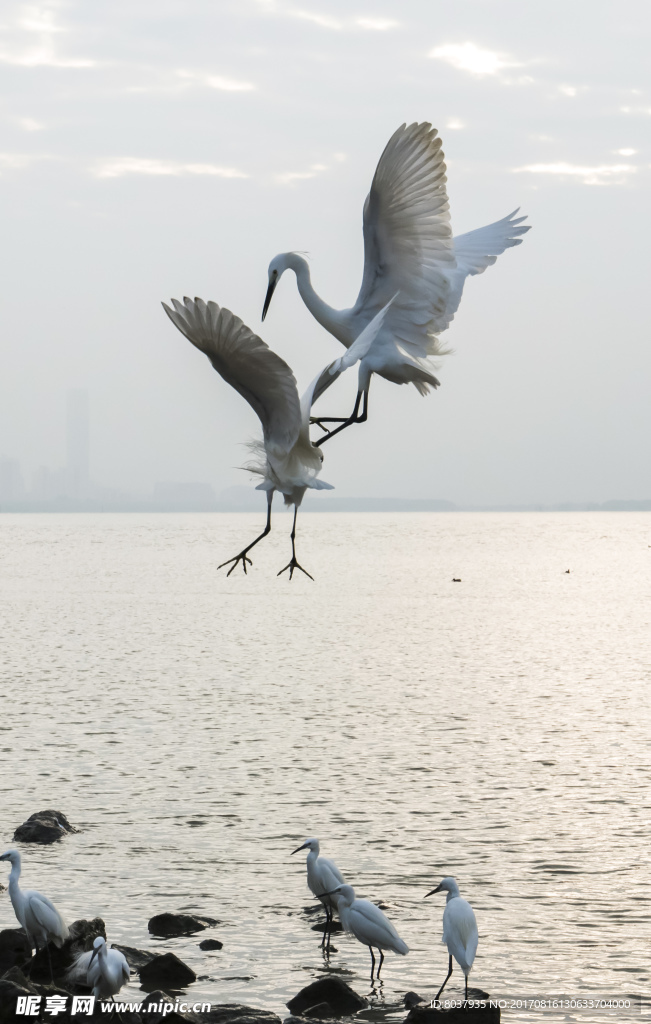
[218,552,254,576]
[277,557,314,581]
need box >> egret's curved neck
[285,256,346,342]
[7,861,22,906]
[445,887,460,903]
[306,847,318,866]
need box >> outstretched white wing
[300,296,396,424]
[163,297,302,455]
[438,209,531,331]
[352,122,454,357]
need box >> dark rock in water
[0,928,32,975]
[199,938,223,950]
[287,979,367,1016]
[113,942,158,972]
[0,969,74,1023]
[140,991,195,1023]
[404,992,425,1008]
[27,917,106,985]
[310,921,343,933]
[404,1001,500,1022]
[13,810,78,845]
[148,912,220,937]
[302,1003,335,1019]
[140,951,197,990]
[200,1008,282,1024]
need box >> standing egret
[322,884,408,980]
[425,876,478,1002]
[0,850,69,979]
[291,837,345,948]
[67,936,130,1000]
[262,122,530,443]
[162,296,392,579]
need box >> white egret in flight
[262,122,530,443]
[292,837,345,948]
[0,850,69,979]
[321,883,408,981]
[425,876,479,1002]
[67,936,130,1001]
[162,296,392,578]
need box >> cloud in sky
[429,41,521,76]
[93,158,249,180]
[514,161,637,185]
[176,70,256,92]
[0,1,97,68]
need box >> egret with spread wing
[0,850,69,980]
[262,122,530,443]
[425,876,479,1003]
[66,936,130,1001]
[162,297,392,578]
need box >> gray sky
[0,0,649,504]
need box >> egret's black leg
[277,506,314,580]
[435,954,453,1003]
[45,942,54,984]
[368,945,376,981]
[319,901,329,948]
[314,391,368,448]
[218,491,273,576]
[377,949,385,977]
[465,975,468,1003]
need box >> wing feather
[163,297,302,455]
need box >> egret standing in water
[292,838,345,948]
[162,296,392,578]
[321,884,408,981]
[262,122,530,443]
[67,936,130,1000]
[0,850,69,978]
[425,877,478,1002]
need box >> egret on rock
[425,876,478,1002]
[162,296,393,579]
[321,883,408,980]
[292,837,345,948]
[0,850,69,978]
[67,935,130,1001]
[262,122,530,443]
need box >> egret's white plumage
[0,850,69,953]
[262,122,530,438]
[162,296,392,578]
[426,876,479,1002]
[292,837,345,946]
[324,883,408,980]
[67,936,130,1000]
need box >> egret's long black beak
[291,843,308,855]
[424,884,443,898]
[262,276,277,321]
[317,888,340,898]
[89,948,99,965]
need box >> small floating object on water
[452,578,462,582]
[425,876,478,1003]
[319,884,408,981]
[565,569,571,573]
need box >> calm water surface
[1,513,649,1022]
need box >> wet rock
[0,928,32,975]
[140,991,196,1023]
[302,1003,335,1019]
[309,921,343,933]
[404,1001,500,1023]
[200,1008,282,1024]
[140,951,197,990]
[26,917,106,985]
[113,942,158,972]
[287,979,367,1016]
[404,992,425,1009]
[0,968,74,1023]
[13,810,78,845]
[148,912,219,938]
[199,938,223,950]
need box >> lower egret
[425,877,478,1002]
[322,884,408,980]
[292,838,345,948]
[0,850,69,979]
[162,296,393,579]
[67,936,130,1000]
